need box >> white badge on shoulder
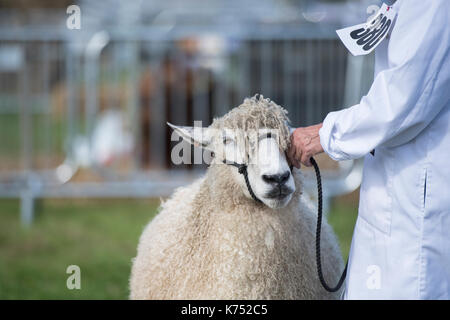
[336,3,397,56]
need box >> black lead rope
[223,160,262,203]
[310,157,348,293]
[224,157,347,293]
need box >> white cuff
[319,111,351,161]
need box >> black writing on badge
[350,14,392,52]
[336,3,397,56]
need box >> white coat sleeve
[319,0,450,161]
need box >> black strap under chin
[223,160,262,203]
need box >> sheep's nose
[262,171,290,186]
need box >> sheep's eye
[223,137,233,145]
[258,132,275,141]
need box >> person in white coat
[288,0,449,299]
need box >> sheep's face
[219,127,295,209]
[168,125,296,209]
[168,95,296,209]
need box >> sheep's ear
[167,122,212,150]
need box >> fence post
[20,189,34,227]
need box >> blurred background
[0,0,378,299]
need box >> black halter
[222,155,294,204]
[223,160,262,203]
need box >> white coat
[319,0,450,299]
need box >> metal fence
[0,24,374,225]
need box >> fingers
[287,135,295,161]
[288,132,301,168]
[300,135,323,167]
[289,125,324,168]
[293,128,311,167]
[299,138,311,167]
[301,152,312,167]
[293,145,302,169]
[292,157,301,169]
[289,150,301,169]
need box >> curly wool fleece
[129,95,344,300]
[210,94,291,151]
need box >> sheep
[129,94,344,299]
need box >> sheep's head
[168,94,296,209]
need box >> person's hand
[288,123,324,168]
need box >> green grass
[0,197,357,299]
[328,199,358,259]
[0,199,159,299]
